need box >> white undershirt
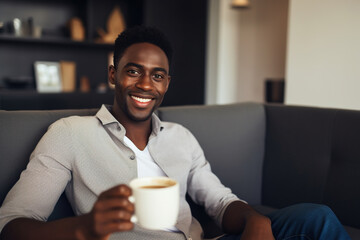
[124,136,179,232]
[124,136,167,178]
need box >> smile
[131,95,153,103]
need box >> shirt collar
[96,104,164,134]
[96,104,118,125]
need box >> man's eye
[128,69,139,75]
[153,74,164,80]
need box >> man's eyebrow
[124,62,143,69]
[153,67,168,75]
[124,63,168,75]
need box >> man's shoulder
[159,121,196,139]
[49,114,99,131]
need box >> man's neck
[124,121,152,151]
[111,107,152,151]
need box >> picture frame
[34,61,62,93]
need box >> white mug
[129,177,179,230]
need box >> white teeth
[131,95,152,103]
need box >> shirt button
[130,155,135,160]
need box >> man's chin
[129,114,152,122]
[126,110,153,122]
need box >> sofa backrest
[0,102,267,237]
[158,102,266,237]
[262,105,360,229]
[158,102,266,205]
[0,109,98,220]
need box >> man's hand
[240,214,274,240]
[222,201,275,240]
[0,185,135,240]
[76,184,135,240]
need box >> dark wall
[143,0,208,106]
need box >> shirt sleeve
[184,128,247,228]
[0,119,74,232]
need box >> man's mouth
[130,95,153,104]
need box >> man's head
[109,26,172,123]
[113,26,172,71]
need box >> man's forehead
[119,43,169,69]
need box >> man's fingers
[99,210,133,223]
[91,208,134,236]
[99,184,132,199]
[98,221,134,235]
[94,197,134,212]
[86,184,135,237]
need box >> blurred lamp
[231,0,250,8]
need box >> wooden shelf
[0,35,114,50]
[0,91,115,110]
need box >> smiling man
[110,42,170,123]
[109,40,171,151]
[0,26,351,240]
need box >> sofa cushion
[262,105,335,207]
[158,102,266,205]
[323,109,360,229]
[262,104,360,234]
[343,226,360,240]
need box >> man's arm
[222,201,274,240]
[0,185,134,240]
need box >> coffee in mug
[129,177,179,230]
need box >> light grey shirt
[0,105,242,240]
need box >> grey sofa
[1,102,359,239]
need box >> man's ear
[108,65,116,85]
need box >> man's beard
[124,103,155,122]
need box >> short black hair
[113,26,173,70]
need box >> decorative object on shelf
[9,18,33,37]
[67,17,85,41]
[32,26,42,38]
[4,17,42,38]
[34,61,62,93]
[231,0,250,8]
[60,61,76,92]
[80,76,91,92]
[265,78,285,103]
[96,6,126,43]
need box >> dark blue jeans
[219,203,351,240]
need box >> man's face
[109,42,170,122]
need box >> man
[0,26,350,240]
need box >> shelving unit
[0,34,114,49]
[0,0,208,109]
[0,90,114,110]
[0,0,143,90]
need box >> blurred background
[0,0,359,110]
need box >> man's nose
[135,74,153,91]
